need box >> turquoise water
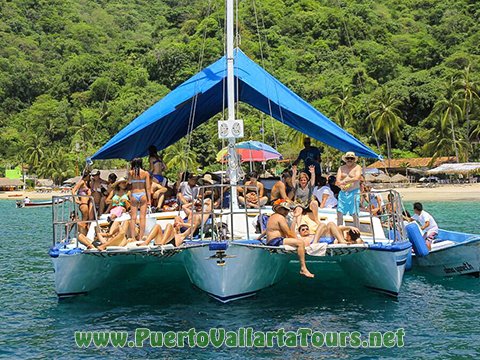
[1,200,479,358]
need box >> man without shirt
[266,200,314,278]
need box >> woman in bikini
[148,145,167,185]
[105,177,130,222]
[128,158,151,241]
[72,171,94,235]
[90,169,108,213]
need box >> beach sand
[1,183,479,202]
[395,183,480,202]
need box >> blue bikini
[130,178,146,202]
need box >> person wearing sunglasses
[298,223,363,246]
[336,152,362,227]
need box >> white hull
[52,248,184,298]
[298,245,409,296]
[412,240,480,277]
[183,243,292,302]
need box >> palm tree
[423,120,469,162]
[164,139,199,175]
[24,134,45,172]
[368,89,404,167]
[331,87,354,129]
[455,64,480,152]
[427,80,464,163]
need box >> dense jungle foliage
[0,0,479,181]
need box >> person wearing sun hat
[105,177,130,222]
[336,151,362,227]
[265,199,314,278]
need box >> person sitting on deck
[151,181,168,210]
[77,220,132,250]
[177,173,199,206]
[266,199,314,278]
[23,196,31,204]
[270,169,294,203]
[360,182,383,215]
[313,176,337,209]
[105,177,130,222]
[173,198,214,246]
[292,164,319,223]
[137,223,175,246]
[238,171,268,208]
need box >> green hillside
[1,0,479,181]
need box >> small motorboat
[16,199,61,208]
[406,223,480,277]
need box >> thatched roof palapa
[373,173,392,183]
[390,173,409,183]
[427,163,480,175]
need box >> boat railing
[355,189,406,243]
[192,184,264,241]
[51,195,99,248]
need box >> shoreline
[1,183,480,202]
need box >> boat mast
[226,0,239,209]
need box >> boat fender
[405,222,429,257]
[405,250,413,271]
[48,247,60,258]
[209,242,228,251]
[65,248,83,255]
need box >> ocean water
[1,200,479,358]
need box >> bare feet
[300,268,314,278]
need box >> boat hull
[412,240,480,277]
[300,244,410,296]
[182,242,292,302]
[51,249,184,298]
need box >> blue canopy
[92,48,380,160]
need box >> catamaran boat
[50,0,412,302]
[49,196,186,298]
[406,222,480,277]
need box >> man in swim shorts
[336,152,362,227]
[266,199,314,278]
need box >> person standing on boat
[148,145,167,186]
[266,200,314,278]
[72,170,94,235]
[408,202,439,249]
[293,137,322,178]
[90,169,108,213]
[336,152,362,227]
[128,158,151,241]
